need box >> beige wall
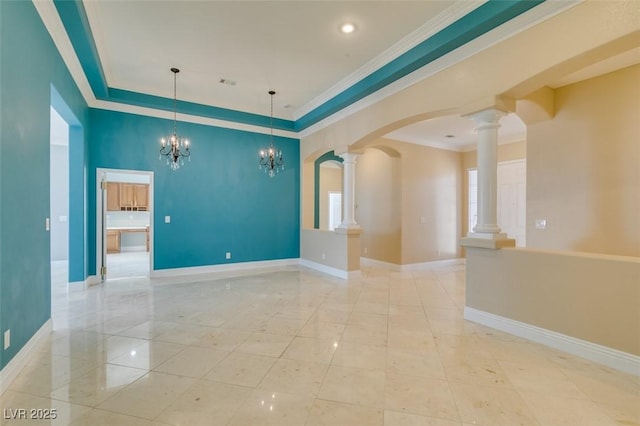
[302,159,314,229]
[355,147,401,264]
[526,65,640,256]
[466,247,640,356]
[300,229,361,273]
[399,140,462,264]
[300,2,638,162]
[461,141,527,239]
[318,165,342,230]
[354,139,461,265]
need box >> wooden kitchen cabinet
[106,182,120,211]
[109,183,149,211]
[134,184,149,210]
[119,184,135,209]
[106,230,120,253]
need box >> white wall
[50,107,69,261]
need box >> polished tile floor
[1,262,638,425]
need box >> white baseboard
[68,274,101,290]
[360,257,401,271]
[150,258,300,278]
[464,307,640,376]
[360,257,465,272]
[0,319,53,396]
[400,258,465,272]
[299,259,360,280]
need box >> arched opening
[314,151,343,230]
[356,146,402,264]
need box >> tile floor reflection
[1,263,638,425]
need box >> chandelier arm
[159,67,191,170]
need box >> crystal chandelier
[159,67,190,170]
[259,90,284,178]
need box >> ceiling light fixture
[159,67,190,171]
[258,90,284,178]
[340,22,356,34]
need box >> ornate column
[337,152,360,230]
[462,108,514,249]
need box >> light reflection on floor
[2,263,638,425]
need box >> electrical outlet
[226,252,231,260]
[165,216,171,224]
[4,329,10,350]
[535,219,547,230]
[364,247,368,254]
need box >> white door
[469,160,526,247]
[328,192,342,231]
[497,160,526,246]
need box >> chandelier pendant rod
[171,67,179,138]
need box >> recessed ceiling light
[340,22,356,34]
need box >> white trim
[294,0,485,119]
[86,275,101,286]
[92,100,299,139]
[0,320,53,396]
[464,307,640,377]
[361,257,465,272]
[298,259,360,280]
[97,168,154,282]
[150,258,299,278]
[35,0,577,138]
[299,0,579,139]
[360,257,402,271]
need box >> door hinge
[101,181,108,190]
[100,266,107,276]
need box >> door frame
[96,168,154,280]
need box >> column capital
[338,152,360,163]
[465,108,507,128]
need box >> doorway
[328,192,342,231]
[50,106,70,300]
[468,159,526,247]
[97,169,154,280]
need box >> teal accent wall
[0,1,89,369]
[52,0,296,132]
[54,0,543,132]
[88,109,300,273]
[295,0,544,130]
[53,0,108,98]
[314,151,343,229]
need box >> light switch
[164,216,171,224]
[535,219,547,230]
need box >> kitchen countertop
[107,226,149,231]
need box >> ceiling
[83,0,461,120]
[70,1,638,151]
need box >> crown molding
[299,0,580,139]
[293,0,485,120]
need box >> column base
[461,234,515,249]
[335,225,362,235]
